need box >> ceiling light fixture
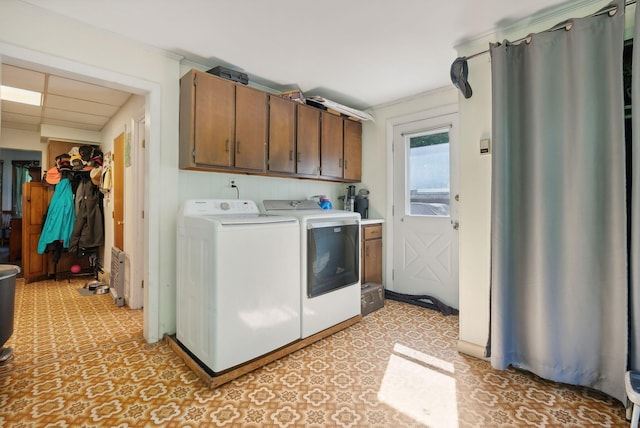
[0,85,42,106]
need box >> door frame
[0,42,162,342]
[385,104,458,290]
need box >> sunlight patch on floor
[378,343,458,427]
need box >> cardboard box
[361,283,384,316]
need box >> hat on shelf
[45,167,61,185]
[90,166,103,186]
[70,154,84,170]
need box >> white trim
[0,41,161,343]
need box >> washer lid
[0,264,20,280]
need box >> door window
[406,128,450,217]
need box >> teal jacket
[37,178,76,254]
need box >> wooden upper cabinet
[179,68,362,182]
[180,69,235,168]
[268,95,296,174]
[320,112,344,179]
[235,85,267,171]
[343,120,362,182]
[296,104,320,176]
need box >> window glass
[407,129,450,216]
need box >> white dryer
[176,199,300,373]
[263,200,361,338]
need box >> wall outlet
[229,179,236,187]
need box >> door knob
[452,221,459,230]
[117,221,124,225]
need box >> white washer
[263,200,361,338]
[176,199,300,373]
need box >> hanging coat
[37,178,76,254]
[68,176,104,252]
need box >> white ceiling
[5,0,578,132]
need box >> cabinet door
[22,182,49,283]
[268,96,296,173]
[235,85,267,171]
[193,72,235,167]
[320,112,343,179]
[343,120,362,182]
[297,104,320,176]
[363,238,383,284]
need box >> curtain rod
[464,0,636,61]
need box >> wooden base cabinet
[361,223,383,284]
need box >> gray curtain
[631,2,640,374]
[490,1,627,403]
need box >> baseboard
[457,339,489,360]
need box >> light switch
[480,138,490,154]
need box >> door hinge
[192,149,196,162]
[392,205,394,216]
[142,138,146,149]
[392,269,394,280]
[141,280,144,289]
[141,210,145,219]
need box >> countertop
[361,219,384,225]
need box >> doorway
[0,53,158,341]
[392,112,460,308]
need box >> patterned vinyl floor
[0,278,628,427]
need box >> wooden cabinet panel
[22,182,49,283]
[235,85,267,171]
[48,141,81,170]
[180,70,235,168]
[296,104,320,176]
[194,71,235,167]
[268,95,296,173]
[320,112,344,179]
[362,224,383,285]
[344,120,362,182]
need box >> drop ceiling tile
[2,100,43,116]
[47,75,131,106]
[1,120,40,132]
[2,64,46,92]
[43,107,109,127]
[45,94,119,117]
[42,117,103,132]
[1,111,42,125]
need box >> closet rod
[463,0,636,61]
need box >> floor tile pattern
[0,278,629,427]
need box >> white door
[392,113,459,308]
[128,111,146,309]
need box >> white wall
[100,94,145,301]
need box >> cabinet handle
[237,141,240,153]
[289,150,293,161]
[339,159,343,168]
[344,159,348,169]
[297,152,301,163]
[225,140,229,152]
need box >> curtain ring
[564,19,574,31]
